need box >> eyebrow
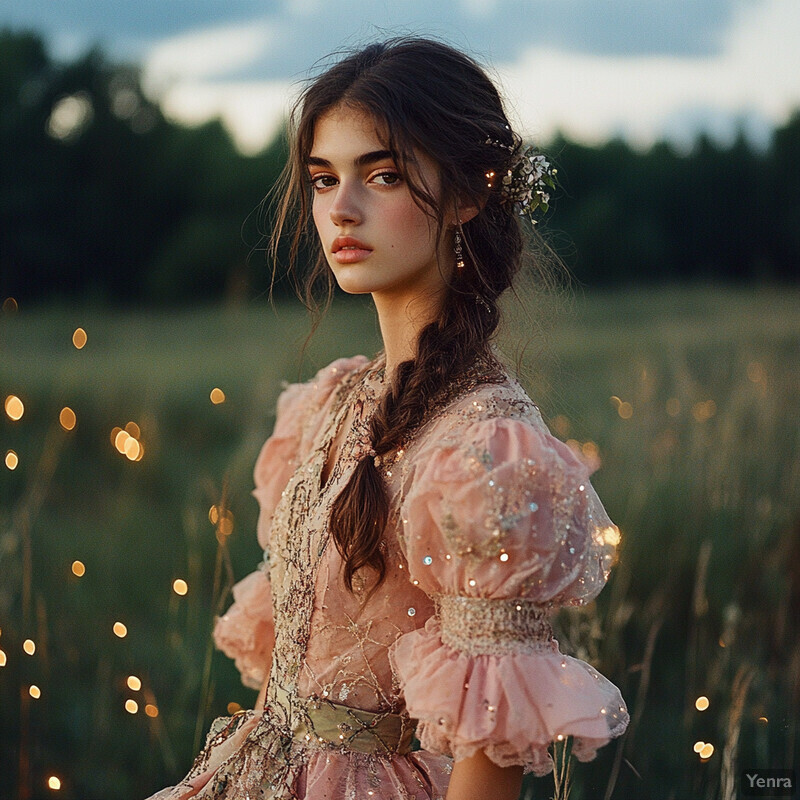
[306,149,395,169]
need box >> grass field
[1,286,799,799]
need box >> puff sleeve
[388,416,629,776]
[214,357,367,689]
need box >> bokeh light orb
[59,407,77,431]
[72,327,87,349]
[5,395,24,421]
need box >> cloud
[4,0,740,73]
[497,0,800,147]
[142,21,277,93]
[10,0,794,151]
[2,0,278,51]
[157,79,293,155]
[139,0,799,153]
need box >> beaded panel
[434,594,555,656]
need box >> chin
[330,267,379,295]
[336,284,373,296]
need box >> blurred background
[1,1,799,798]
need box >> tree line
[2,29,798,306]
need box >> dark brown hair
[271,38,549,594]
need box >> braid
[272,38,558,596]
[329,284,503,595]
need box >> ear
[457,202,481,224]
[449,198,482,227]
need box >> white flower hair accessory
[485,137,557,222]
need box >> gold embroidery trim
[435,594,555,656]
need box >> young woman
[148,37,629,800]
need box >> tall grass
[1,286,798,799]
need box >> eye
[370,171,402,186]
[309,173,337,191]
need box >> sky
[4,0,800,154]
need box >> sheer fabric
[147,355,628,799]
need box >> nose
[328,181,362,227]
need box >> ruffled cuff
[213,568,275,690]
[389,616,629,777]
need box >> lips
[332,236,372,264]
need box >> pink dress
[147,355,629,799]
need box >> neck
[372,289,446,381]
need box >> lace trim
[434,594,555,656]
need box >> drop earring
[454,227,465,269]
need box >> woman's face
[309,104,454,304]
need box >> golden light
[71,560,86,577]
[227,702,242,714]
[699,743,714,759]
[29,685,41,699]
[210,387,226,404]
[695,696,710,711]
[113,622,128,638]
[665,397,681,417]
[218,514,234,536]
[0,650,6,667]
[5,450,18,470]
[23,639,35,655]
[48,776,61,791]
[693,741,705,753]
[72,327,87,349]
[602,526,622,546]
[114,430,130,453]
[125,421,140,438]
[59,406,77,431]
[134,441,145,462]
[5,395,24,421]
[552,414,570,437]
[123,437,141,461]
[209,505,235,537]
[127,675,142,691]
[692,400,717,423]
[617,401,633,419]
[758,716,768,724]
[145,703,159,717]
[581,441,599,460]
[173,579,188,596]
[2,297,18,313]
[125,699,139,714]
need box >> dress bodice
[266,356,434,715]
[150,354,628,799]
